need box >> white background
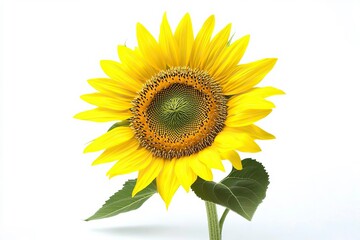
[1,0,360,239]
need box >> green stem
[205,201,221,240]
[219,208,230,235]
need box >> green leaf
[191,158,269,221]
[227,33,236,46]
[86,179,157,221]
[107,120,130,132]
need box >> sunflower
[75,13,283,207]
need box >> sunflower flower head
[75,13,284,207]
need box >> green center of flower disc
[131,67,227,159]
[147,83,207,138]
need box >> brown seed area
[131,67,227,159]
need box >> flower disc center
[148,83,206,135]
[131,67,227,159]
[161,96,191,128]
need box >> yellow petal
[84,127,134,153]
[228,97,275,114]
[198,147,225,171]
[92,138,139,165]
[156,160,180,208]
[74,108,132,122]
[243,86,285,98]
[189,15,215,68]
[80,93,132,111]
[174,156,197,192]
[235,124,275,140]
[174,13,194,66]
[159,13,179,66]
[219,150,242,170]
[100,60,142,93]
[189,155,213,181]
[214,128,261,153]
[117,45,157,82]
[223,58,278,95]
[211,35,250,81]
[136,23,166,70]
[204,23,232,71]
[225,109,272,127]
[227,87,284,116]
[107,148,152,177]
[87,78,136,99]
[132,157,164,197]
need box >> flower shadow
[91,224,204,239]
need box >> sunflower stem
[219,208,230,235]
[205,201,221,240]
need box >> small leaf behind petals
[107,120,130,132]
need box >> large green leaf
[191,158,269,221]
[86,179,157,221]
